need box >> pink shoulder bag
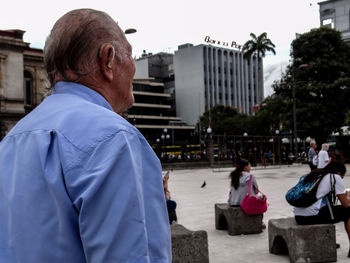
[240,174,268,215]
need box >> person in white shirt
[317,143,331,168]
[293,161,350,257]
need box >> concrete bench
[215,203,263,235]
[268,217,336,263]
[170,224,209,263]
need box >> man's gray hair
[44,9,124,89]
[310,140,316,147]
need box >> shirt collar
[52,81,114,112]
[242,171,250,177]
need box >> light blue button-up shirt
[0,82,171,263]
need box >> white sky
[2,0,323,67]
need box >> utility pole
[292,72,298,161]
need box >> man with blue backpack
[286,161,350,258]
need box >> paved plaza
[167,164,350,263]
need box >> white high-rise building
[174,43,263,125]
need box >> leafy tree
[196,102,283,137]
[197,105,248,136]
[250,94,287,135]
[273,27,350,143]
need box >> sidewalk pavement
[167,164,350,263]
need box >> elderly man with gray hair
[0,9,171,263]
[308,140,317,171]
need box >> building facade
[134,53,195,145]
[126,78,194,145]
[135,52,175,114]
[319,0,350,43]
[174,43,262,126]
[0,30,47,139]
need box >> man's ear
[98,43,115,82]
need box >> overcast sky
[2,0,324,67]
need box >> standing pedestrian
[308,140,317,171]
[318,143,331,169]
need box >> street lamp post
[291,72,298,161]
[156,138,161,158]
[243,132,248,155]
[207,126,214,167]
[275,130,280,164]
[291,63,308,162]
[161,134,165,160]
[161,128,170,161]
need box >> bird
[201,181,206,188]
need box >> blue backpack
[285,174,325,207]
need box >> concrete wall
[319,0,350,42]
[1,50,24,113]
[174,45,205,125]
[4,51,24,100]
[134,58,149,78]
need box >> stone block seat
[170,224,209,263]
[268,217,336,263]
[215,203,263,235]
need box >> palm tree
[242,32,276,60]
[242,32,276,100]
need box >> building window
[322,18,334,28]
[24,71,33,105]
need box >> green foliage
[272,26,350,142]
[197,105,247,136]
[197,103,281,137]
[242,32,276,60]
[250,95,287,135]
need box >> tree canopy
[197,105,248,136]
[272,27,350,143]
[197,104,279,137]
